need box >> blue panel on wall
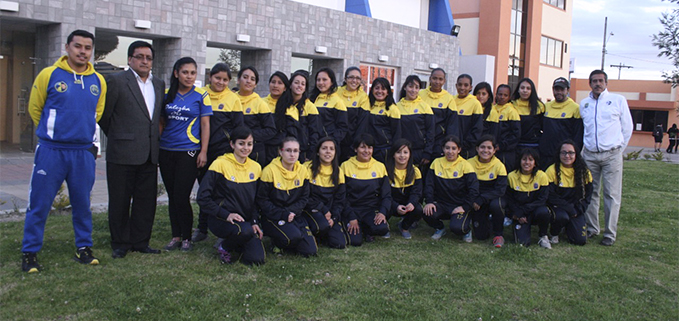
[345,0,372,17]
[428,0,454,35]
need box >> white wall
[454,17,479,55]
[457,55,495,93]
[370,0,425,28]
[291,0,345,11]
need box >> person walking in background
[579,70,633,246]
[22,30,106,272]
[653,124,664,152]
[667,124,678,153]
[100,40,165,258]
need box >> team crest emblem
[323,102,328,106]
[246,108,251,114]
[90,84,100,96]
[515,224,521,230]
[515,185,520,190]
[278,220,285,226]
[379,109,384,114]
[219,104,225,110]
[438,103,443,107]
[499,115,503,120]
[607,101,612,105]
[391,182,395,187]
[459,109,464,114]
[453,171,458,177]
[312,179,316,184]
[414,109,419,113]
[438,172,443,176]
[55,81,68,92]
[371,172,376,177]
[249,173,255,179]
[231,176,236,181]
[489,173,494,179]
[559,182,563,187]
[584,103,589,108]
[545,112,548,116]
[561,112,566,117]
[352,101,357,106]
[533,183,539,189]
[295,179,300,186]
[352,174,356,178]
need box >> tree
[652,0,679,87]
[218,49,241,76]
[94,33,119,62]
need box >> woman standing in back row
[512,78,544,151]
[236,66,277,165]
[397,75,435,168]
[310,68,349,148]
[336,67,369,161]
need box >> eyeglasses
[560,151,576,156]
[346,76,361,81]
[132,55,154,61]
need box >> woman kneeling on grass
[259,137,317,257]
[423,135,479,242]
[545,140,592,246]
[505,148,551,248]
[384,139,423,240]
[196,126,265,265]
[468,135,508,248]
[341,133,392,246]
[303,137,348,249]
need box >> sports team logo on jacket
[90,84,100,96]
[55,81,68,92]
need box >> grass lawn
[1,161,677,320]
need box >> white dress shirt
[579,89,633,152]
[130,68,156,120]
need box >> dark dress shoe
[112,248,128,259]
[131,246,161,254]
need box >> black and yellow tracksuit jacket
[419,88,458,148]
[314,92,349,143]
[454,94,484,152]
[505,170,549,219]
[468,156,507,206]
[397,97,435,160]
[340,157,392,221]
[539,98,583,158]
[545,164,593,217]
[304,162,346,222]
[238,92,277,157]
[196,153,262,224]
[337,86,370,148]
[424,156,479,212]
[361,101,402,151]
[258,157,310,222]
[272,100,321,160]
[512,99,545,146]
[491,102,521,152]
[204,85,244,157]
[390,167,422,207]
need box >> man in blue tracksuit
[21,30,107,273]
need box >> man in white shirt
[579,70,633,246]
[99,41,166,257]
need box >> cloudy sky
[570,0,676,80]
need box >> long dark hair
[368,77,395,110]
[511,78,542,115]
[164,57,197,105]
[341,66,362,89]
[385,139,416,185]
[514,147,540,178]
[269,71,291,130]
[399,75,422,100]
[473,82,494,119]
[310,67,338,102]
[553,139,589,200]
[310,137,340,186]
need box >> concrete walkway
[1,144,677,217]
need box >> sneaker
[586,230,598,239]
[191,229,208,242]
[503,217,512,227]
[73,247,100,265]
[431,229,447,240]
[22,252,40,273]
[463,231,473,243]
[381,232,391,239]
[217,245,232,264]
[164,239,181,251]
[538,235,552,249]
[492,236,504,248]
[398,222,412,240]
[180,240,193,251]
[550,235,559,244]
[600,237,615,246]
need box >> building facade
[0,0,461,151]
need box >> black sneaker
[73,247,100,265]
[22,252,40,273]
[191,228,208,242]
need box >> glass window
[631,110,669,132]
[540,36,563,68]
[544,0,565,10]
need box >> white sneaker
[538,235,552,249]
[550,235,559,244]
[463,231,472,243]
[431,229,447,240]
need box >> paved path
[1,145,677,217]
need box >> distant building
[570,78,679,148]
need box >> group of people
[653,123,679,153]
[21,31,633,272]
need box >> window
[540,36,564,68]
[508,0,527,90]
[359,63,397,99]
[544,0,565,10]
[631,110,668,132]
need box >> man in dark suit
[99,41,165,258]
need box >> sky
[570,0,676,80]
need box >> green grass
[1,161,677,320]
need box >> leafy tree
[94,33,119,62]
[652,0,679,87]
[218,49,241,76]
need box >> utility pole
[601,17,614,71]
[610,63,633,79]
